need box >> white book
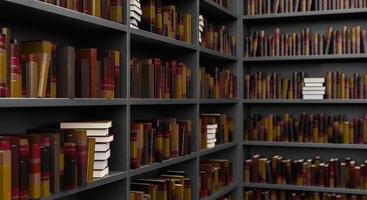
[207,124,218,129]
[130,5,142,15]
[60,120,112,129]
[207,132,216,140]
[305,83,323,87]
[304,78,325,83]
[130,11,142,22]
[207,128,217,134]
[303,94,324,100]
[199,15,204,21]
[94,160,108,170]
[93,166,109,178]
[199,25,203,32]
[302,86,325,91]
[90,134,114,143]
[207,138,217,144]
[130,18,139,26]
[302,90,325,95]
[94,149,111,160]
[95,143,110,152]
[86,129,109,137]
[130,24,139,29]
[207,143,215,148]
[130,0,141,8]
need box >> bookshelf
[242,1,367,199]
[0,0,242,200]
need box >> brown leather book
[75,58,90,98]
[76,49,98,98]
[57,46,75,98]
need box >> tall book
[57,46,75,98]
[76,49,98,98]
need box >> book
[95,142,110,152]
[94,160,108,170]
[86,138,95,183]
[84,129,109,136]
[93,166,109,178]
[90,135,114,143]
[57,46,75,98]
[199,67,237,99]
[302,90,325,95]
[303,94,324,99]
[304,77,325,83]
[94,149,111,160]
[60,121,112,129]
[0,138,11,200]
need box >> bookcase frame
[241,1,367,200]
[0,0,243,199]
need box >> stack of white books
[302,77,326,100]
[206,123,217,148]
[130,0,141,29]
[199,15,204,43]
[60,121,114,178]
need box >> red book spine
[63,143,77,190]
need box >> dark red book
[63,142,77,190]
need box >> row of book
[243,71,367,100]
[130,119,192,169]
[244,26,367,57]
[199,15,236,56]
[246,0,367,16]
[200,113,234,149]
[244,113,367,144]
[40,0,123,24]
[199,67,237,99]
[244,189,367,200]
[130,57,192,99]
[0,120,113,200]
[0,27,121,98]
[141,1,192,43]
[244,155,367,189]
[130,170,192,200]
[200,159,233,198]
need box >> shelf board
[129,153,197,177]
[242,99,367,104]
[200,0,237,19]
[200,99,238,104]
[243,8,367,22]
[129,98,197,105]
[242,54,367,62]
[243,183,367,195]
[199,142,238,157]
[1,0,127,32]
[243,141,367,150]
[41,171,127,200]
[201,183,237,200]
[200,47,238,61]
[130,28,196,51]
[0,98,127,107]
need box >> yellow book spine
[0,151,11,200]
[41,180,50,198]
[37,53,50,98]
[96,0,101,17]
[183,14,192,43]
[343,121,349,144]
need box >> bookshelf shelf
[129,98,197,105]
[130,28,197,51]
[1,0,127,32]
[129,153,197,177]
[199,142,238,157]
[41,171,127,200]
[243,183,367,195]
[242,99,367,104]
[243,141,367,150]
[0,98,128,107]
[243,8,367,22]
[200,47,238,61]
[201,183,238,200]
[242,54,367,62]
[200,0,237,19]
[200,99,238,104]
